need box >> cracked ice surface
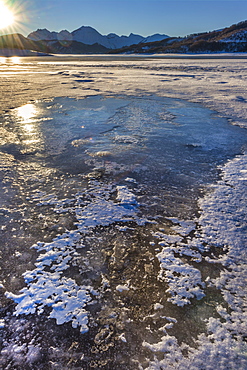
[0,56,247,369]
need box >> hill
[110,20,247,54]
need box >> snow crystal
[116,284,130,292]
[153,303,164,310]
[157,246,205,306]
[114,135,139,144]
[116,185,138,206]
[125,177,137,183]
[118,333,127,342]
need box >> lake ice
[0,89,247,367]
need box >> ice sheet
[0,56,247,369]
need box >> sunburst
[0,1,15,30]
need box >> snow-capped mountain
[27,26,169,49]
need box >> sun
[0,1,15,30]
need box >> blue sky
[8,0,247,37]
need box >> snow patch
[5,181,144,332]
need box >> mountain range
[0,21,246,56]
[28,26,169,49]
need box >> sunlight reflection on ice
[10,57,21,64]
[22,123,35,133]
[11,103,44,149]
[16,103,38,124]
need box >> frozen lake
[0,56,247,369]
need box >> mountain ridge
[27,26,169,49]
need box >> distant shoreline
[1,51,247,60]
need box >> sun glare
[16,103,38,124]
[0,1,15,29]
